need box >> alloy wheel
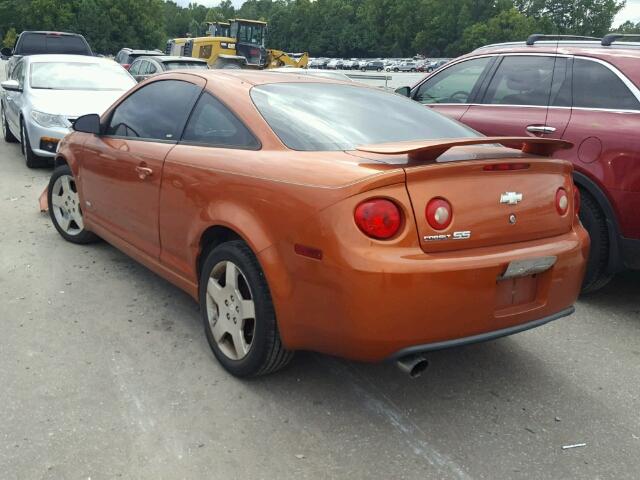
[50,174,84,236]
[205,260,256,361]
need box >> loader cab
[206,22,230,38]
[230,19,267,67]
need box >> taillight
[122,64,131,70]
[426,197,453,230]
[556,188,569,215]
[573,186,581,214]
[354,199,402,240]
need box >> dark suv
[1,31,93,78]
[400,34,640,292]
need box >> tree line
[0,0,626,58]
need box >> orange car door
[79,79,203,258]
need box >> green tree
[2,27,17,48]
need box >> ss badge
[453,231,471,240]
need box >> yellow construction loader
[166,19,308,70]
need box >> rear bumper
[389,306,574,360]
[265,225,589,362]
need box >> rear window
[250,83,477,151]
[164,61,208,70]
[18,33,91,55]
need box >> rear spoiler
[356,137,573,163]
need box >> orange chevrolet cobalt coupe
[49,71,589,377]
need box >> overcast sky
[176,0,640,26]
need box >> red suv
[402,34,640,292]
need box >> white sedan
[1,54,135,168]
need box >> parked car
[0,54,136,167]
[394,61,419,72]
[48,70,587,377]
[0,30,93,79]
[326,59,344,70]
[397,34,640,291]
[114,48,163,70]
[129,56,208,82]
[361,60,384,72]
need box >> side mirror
[0,47,12,58]
[0,79,21,92]
[73,113,101,135]
[395,86,411,97]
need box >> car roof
[24,54,116,64]
[179,69,349,87]
[473,40,640,58]
[122,49,162,54]
[20,31,84,37]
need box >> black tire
[427,67,433,72]
[579,190,613,293]
[199,240,294,377]
[48,164,99,244]
[394,68,399,72]
[1,103,18,143]
[361,67,366,72]
[21,120,48,168]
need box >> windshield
[164,62,208,71]
[237,23,266,46]
[251,83,478,151]
[30,62,135,91]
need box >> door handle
[135,165,153,180]
[526,125,557,134]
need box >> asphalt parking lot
[1,130,639,479]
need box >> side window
[182,93,259,149]
[129,61,141,76]
[573,58,640,110]
[483,56,556,106]
[414,57,491,104]
[115,51,123,63]
[106,80,201,141]
[147,61,158,74]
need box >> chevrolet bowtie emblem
[500,192,523,205]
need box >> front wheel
[21,121,48,168]
[48,164,99,244]
[1,104,18,143]
[200,240,294,377]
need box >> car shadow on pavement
[578,271,640,316]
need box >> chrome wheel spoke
[72,210,84,230]
[207,278,225,304]
[231,327,249,358]
[241,300,255,320]
[225,262,238,288]
[58,215,71,232]
[211,318,227,342]
[61,176,72,194]
[51,194,65,208]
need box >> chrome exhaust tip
[396,354,429,378]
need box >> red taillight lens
[354,199,402,240]
[556,188,569,215]
[482,163,530,171]
[122,64,131,70]
[573,186,581,215]
[426,197,453,230]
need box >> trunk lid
[355,137,575,253]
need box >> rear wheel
[1,104,18,143]
[48,164,99,244]
[200,240,293,377]
[579,190,613,293]
[21,121,48,168]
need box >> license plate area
[496,275,538,310]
